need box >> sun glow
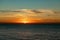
[19,18,31,23]
[17,17,44,23]
[21,19,29,23]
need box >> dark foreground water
[0,23,60,40]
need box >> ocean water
[0,23,60,40]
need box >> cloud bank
[0,9,60,23]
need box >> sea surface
[0,23,60,40]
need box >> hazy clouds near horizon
[0,9,60,20]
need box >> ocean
[0,23,60,40]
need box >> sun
[21,20,29,23]
[20,18,30,24]
[17,17,39,23]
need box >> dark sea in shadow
[0,23,60,40]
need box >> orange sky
[0,9,60,23]
[0,17,60,23]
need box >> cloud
[0,9,60,23]
[13,9,60,18]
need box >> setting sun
[17,18,32,23]
[21,19,30,23]
[17,18,38,23]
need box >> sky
[0,0,60,23]
[0,0,60,10]
[0,9,60,23]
